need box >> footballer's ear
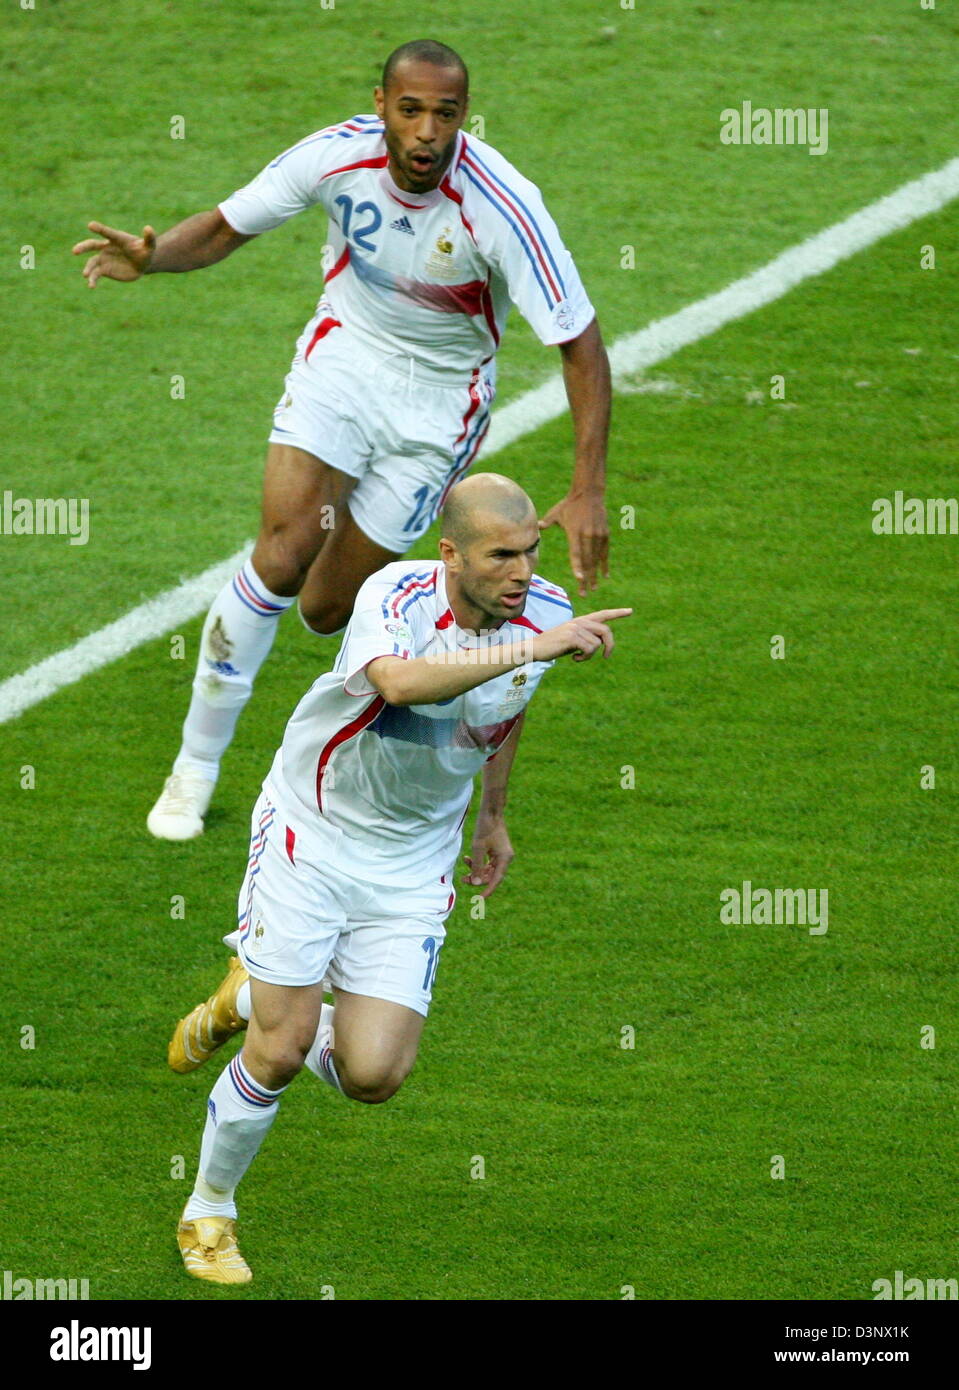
[374,86,385,117]
[438,536,458,567]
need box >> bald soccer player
[167,474,630,1284]
[73,38,612,841]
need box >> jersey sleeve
[472,148,595,345]
[522,573,574,671]
[218,120,371,235]
[340,571,423,698]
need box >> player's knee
[344,1078,401,1105]
[252,530,318,595]
[247,1032,311,1089]
[338,1059,407,1105]
[297,590,351,636]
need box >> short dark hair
[381,40,469,97]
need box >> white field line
[0,548,253,724]
[486,154,959,450]
[2,155,958,726]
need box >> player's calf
[297,503,402,634]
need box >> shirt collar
[377,161,443,209]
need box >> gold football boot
[168,957,248,1074]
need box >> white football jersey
[219,115,595,378]
[268,560,574,884]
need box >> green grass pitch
[1,0,956,1300]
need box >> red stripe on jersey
[435,608,455,630]
[285,826,296,865]
[486,712,523,752]
[508,615,543,634]
[395,277,489,317]
[461,152,563,303]
[324,246,351,283]
[388,192,430,210]
[439,173,498,337]
[390,566,439,618]
[304,315,342,360]
[320,155,389,181]
[314,119,379,139]
[438,417,490,510]
[479,277,499,346]
[454,368,481,445]
[427,279,488,316]
[439,175,478,245]
[316,696,386,811]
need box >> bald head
[439,475,541,627]
[441,473,537,552]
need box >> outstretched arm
[539,316,611,598]
[72,209,255,287]
[365,606,633,708]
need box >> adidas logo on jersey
[390,215,415,236]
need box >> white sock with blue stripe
[304,1004,344,1093]
[175,559,295,778]
[183,1053,287,1221]
[232,987,341,1092]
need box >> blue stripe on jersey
[269,120,384,167]
[461,166,556,309]
[399,584,436,619]
[381,569,435,621]
[454,405,489,467]
[378,569,437,649]
[433,411,490,518]
[380,566,434,655]
[464,147,567,296]
[529,583,573,614]
[369,703,460,748]
[437,406,488,492]
[530,590,574,613]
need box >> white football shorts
[268,301,496,554]
[234,783,455,1017]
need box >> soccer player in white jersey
[73,39,612,841]
[167,473,630,1284]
